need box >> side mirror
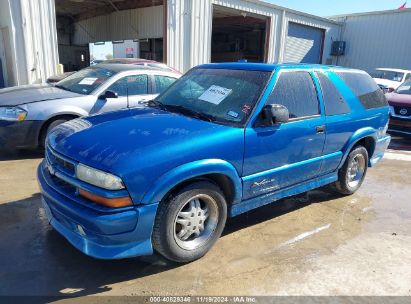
[100,90,118,100]
[262,104,289,125]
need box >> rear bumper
[0,120,42,149]
[370,135,391,167]
[37,162,158,259]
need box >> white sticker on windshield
[79,77,98,85]
[198,85,232,105]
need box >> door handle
[316,125,326,134]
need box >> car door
[91,74,150,114]
[242,70,326,200]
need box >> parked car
[103,58,180,74]
[386,79,411,136]
[46,60,180,84]
[371,68,411,91]
[38,63,390,263]
[0,64,180,149]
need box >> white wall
[332,9,411,72]
[0,0,59,86]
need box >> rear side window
[267,71,319,119]
[316,72,350,116]
[335,71,387,109]
[107,75,148,96]
[154,75,177,94]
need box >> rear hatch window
[335,71,388,109]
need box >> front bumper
[370,135,391,167]
[37,162,158,259]
[388,117,411,137]
[0,120,42,149]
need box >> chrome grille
[45,146,76,177]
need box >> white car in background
[371,68,411,91]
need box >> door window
[154,75,177,94]
[316,72,350,116]
[266,71,320,119]
[107,75,148,97]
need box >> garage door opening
[54,0,164,72]
[211,6,269,63]
[284,22,325,64]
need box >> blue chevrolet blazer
[37,63,391,262]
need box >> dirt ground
[0,136,411,297]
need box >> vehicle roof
[376,68,411,73]
[104,58,157,64]
[196,62,363,73]
[91,63,162,72]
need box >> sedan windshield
[396,79,411,95]
[371,70,404,82]
[155,68,271,126]
[55,67,117,95]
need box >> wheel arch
[141,159,242,206]
[339,127,377,169]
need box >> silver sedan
[0,64,180,149]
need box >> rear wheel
[152,181,227,263]
[332,145,368,195]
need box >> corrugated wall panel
[12,0,59,85]
[73,6,163,45]
[189,0,213,67]
[334,10,411,72]
[166,0,192,72]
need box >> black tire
[152,181,227,263]
[332,145,368,195]
[39,119,69,149]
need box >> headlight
[76,163,125,190]
[0,107,27,121]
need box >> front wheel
[152,181,227,263]
[332,145,368,195]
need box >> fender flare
[339,127,377,169]
[141,159,243,205]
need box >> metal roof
[329,7,411,19]
[376,68,411,73]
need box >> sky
[265,0,408,17]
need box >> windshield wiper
[146,100,166,110]
[161,104,215,122]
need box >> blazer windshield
[155,68,271,126]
